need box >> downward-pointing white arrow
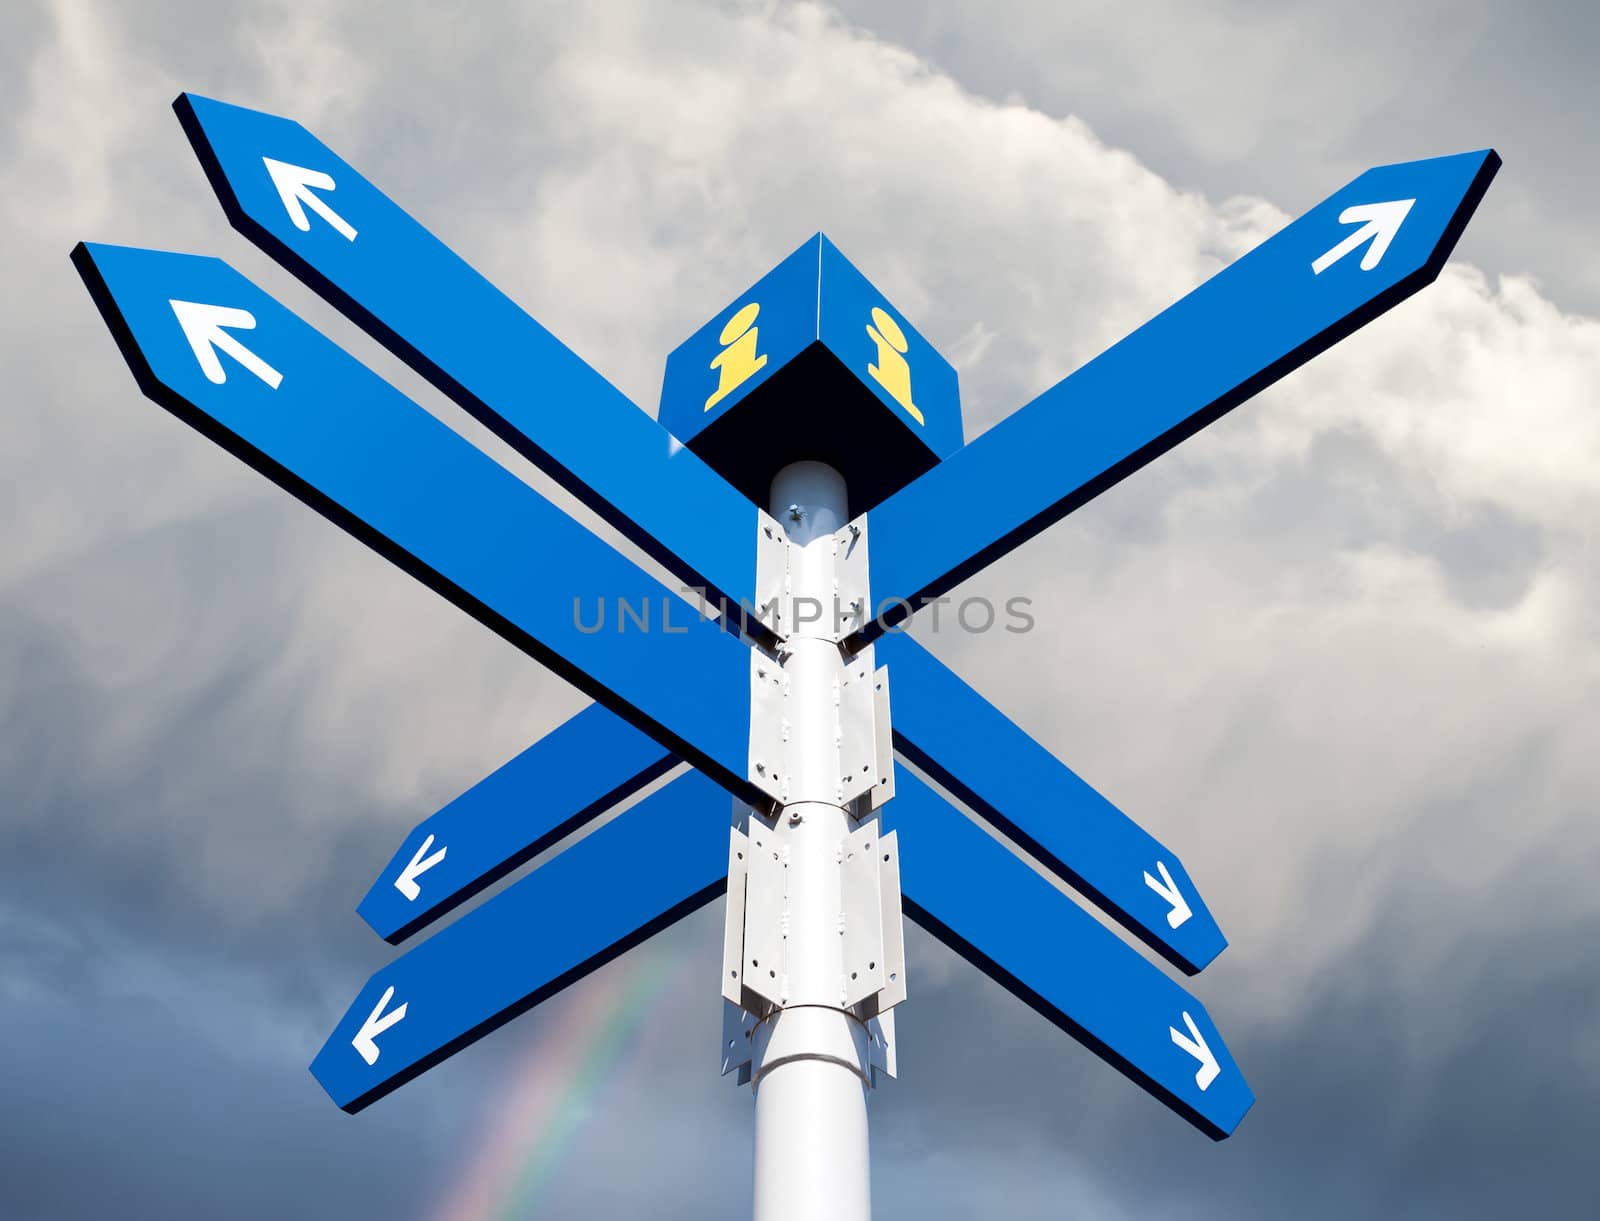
[1170,1010,1221,1091]
[1311,198,1416,275]
[169,300,283,389]
[1142,859,1193,930]
[262,156,358,241]
[352,985,407,1066]
[393,833,447,902]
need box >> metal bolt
[788,809,803,826]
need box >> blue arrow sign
[855,149,1500,641]
[70,242,776,808]
[173,93,763,620]
[878,633,1225,975]
[314,769,727,1112]
[885,767,1253,1139]
[360,702,677,943]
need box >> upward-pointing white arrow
[393,833,447,902]
[169,300,283,389]
[1142,859,1193,930]
[352,985,407,1066]
[262,157,358,241]
[1311,198,1416,275]
[1170,1010,1221,1092]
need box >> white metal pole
[751,460,874,1221]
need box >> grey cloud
[830,0,1600,315]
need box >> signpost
[74,92,1498,1219]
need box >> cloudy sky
[4,1,1597,1217]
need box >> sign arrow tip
[168,299,283,389]
[1142,859,1194,930]
[1311,197,1416,275]
[352,984,407,1066]
[262,156,358,241]
[1170,1010,1221,1092]
[394,833,447,902]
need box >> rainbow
[429,947,677,1220]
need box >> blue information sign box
[659,234,962,513]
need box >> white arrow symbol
[262,156,358,241]
[1142,859,1193,930]
[1311,198,1416,275]
[1170,1010,1221,1092]
[169,300,283,389]
[352,985,407,1066]
[393,833,447,902]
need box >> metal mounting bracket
[832,514,870,643]
[869,662,894,809]
[750,632,882,810]
[748,651,789,804]
[840,820,887,1007]
[737,817,789,1010]
[722,822,751,1008]
[723,814,907,1027]
[870,829,907,1013]
[868,1008,897,1085]
[721,999,759,1082]
[837,646,879,806]
[750,510,788,637]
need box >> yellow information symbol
[705,301,768,411]
[866,307,924,425]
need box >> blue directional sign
[360,702,677,944]
[173,93,762,617]
[878,632,1225,975]
[316,769,727,1113]
[886,767,1252,1139]
[856,150,1501,637]
[69,242,774,808]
